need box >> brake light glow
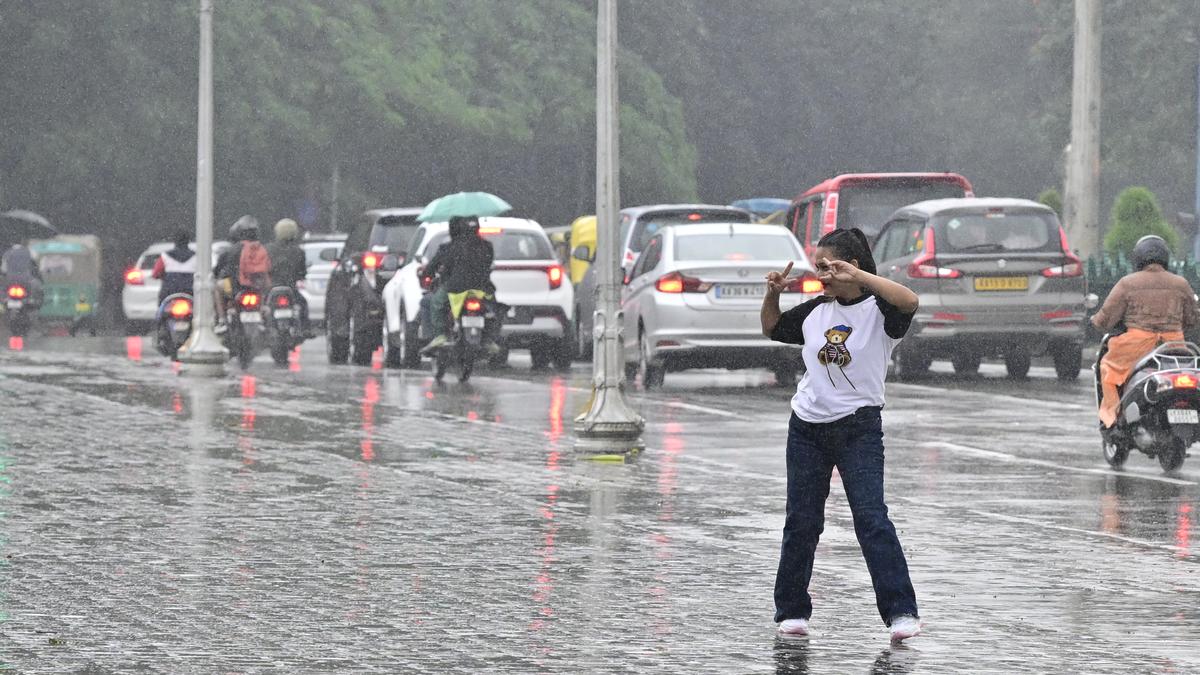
[1042,227,1083,278]
[908,228,962,279]
[932,312,965,321]
[168,298,192,318]
[464,297,483,313]
[547,265,564,289]
[478,226,503,235]
[239,292,260,309]
[275,294,290,308]
[1173,373,1199,389]
[125,268,144,285]
[1042,309,1074,321]
[655,271,710,293]
[783,275,823,294]
[420,274,433,291]
[687,213,703,221]
[362,252,381,270]
[7,285,26,299]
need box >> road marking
[914,439,1197,486]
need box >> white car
[299,235,346,325]
[621,222,820,388]
[121,240,230,333]
[382,217,574,370]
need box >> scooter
[224,289,265,369]
[2,282,37,337]
[264,286,305,367]
[433,292,498,384]
[155,293,194,360]
[1097,337,1200,473]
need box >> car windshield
[303,242,342,266]
[838,181,966,238]
[630,209,752,252]
[674,232,800,262]
[936,212,1058,253]
[370,223,419,252]
[424,230,553,262]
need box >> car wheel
[575,306,593,361]
[1052,344,1083,382]
[400,306,422,368]
[1004,348,1032,379]
[383,330,403,369]
[639,329,665,389]
[531,344,552,370]
[951,351,981,377]
[553,332,575,371]
[1159,439,1187,474]
[893,348,930,382]
[625,360,639,382]
[773,364,799,387]
[327,322,349,364]
[488,345,510,368]
[350,317,375,366]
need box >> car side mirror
[318,248,338,262]
[622,271,632,285]
[572,245,594,263]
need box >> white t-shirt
[769,293,914,423]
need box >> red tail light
[783,275,823,294]
[125,268,144,285]
[362,252,381,270]
[547,265,564,289]
[420,274,433,290]
[655,271,710,294]
[464,297,483,314]
[238,292,260,309]
[274,294,291,308]
[1042,227,1083,278]
[822,192,839,233]
[908,228,962,279]
[168,298,192,318]
[1173,373,1199,388]
[7,285,27,299]
[478,226,503,235]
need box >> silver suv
[873,198,1087,381]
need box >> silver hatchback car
[621,223,822,388]
[873,198,1087,380]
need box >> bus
[787,172,974,254]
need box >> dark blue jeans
[773,407,918,625]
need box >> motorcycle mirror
[1085,293,1100,310]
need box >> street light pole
[1064,0,1101,258]
[574,0,644,445]
[178,0,227,373]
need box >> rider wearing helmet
[214,215,271,328]
[420,216,496,353]
[1092,235,1199,428]
[266,218,314,338]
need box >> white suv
[382,217,574,370]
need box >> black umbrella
[0,210,59,244]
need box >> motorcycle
[155,293,194,360]
[3,282,37,337]
[224,289,265,369]
[1097,337,1200,473]
[432,291,498,384]
[265,286,305,366]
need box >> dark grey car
[873,198,1087,381]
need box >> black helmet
[1132,234,1170,270]
[229,215,260,242]
[448,216,469,239]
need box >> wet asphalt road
[0,335,1198,673]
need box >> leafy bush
[1037,188,1063,219]
[1103,186,1179,256]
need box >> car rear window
[838,181,966,238]
[138,254,160,269]
[936,212,1058,254]
[370,223,419,252]
[424,230,553,262]
[303,243,342,266]
[630,209,753,252]
[674,232,800,262]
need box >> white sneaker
[889,615,921,642]
[777,618,810,636]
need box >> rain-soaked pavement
[0,335,1199,673]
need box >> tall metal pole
[575,0,644,444]
[1064,0,1101,258]
[1194,47,1200,260]
[330,164,341,232]
[178,0,227,372]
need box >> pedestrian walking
[760,227,921,642]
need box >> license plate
[974,276,1029,292]
[75,303,92,313]
[6,301,22,310]
[240,311,262,323]
[172,321,191,331]
[274,309,294,319]
[716,284,764,298]
[461,315,485,328]
[1168,409,1199,424]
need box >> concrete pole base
[176,327,227,376]
[574,384,644,442]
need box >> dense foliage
[1104,186,1180,255]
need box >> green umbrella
[418,192,512,222]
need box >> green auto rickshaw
[30,235,101,335]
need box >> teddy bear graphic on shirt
[817,324,856,389]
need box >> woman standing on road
[760,228,921,642]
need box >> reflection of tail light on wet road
[1176,502,1192,558]
[547,378,566,441]
[361,377,379,462]
[125,336,141,361]
[8,336,23,351]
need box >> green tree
[1103,186,1180,256]
[1038,188,1063,219]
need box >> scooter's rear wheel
[1158,439,1186,474]
[1102,434,1130,470]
